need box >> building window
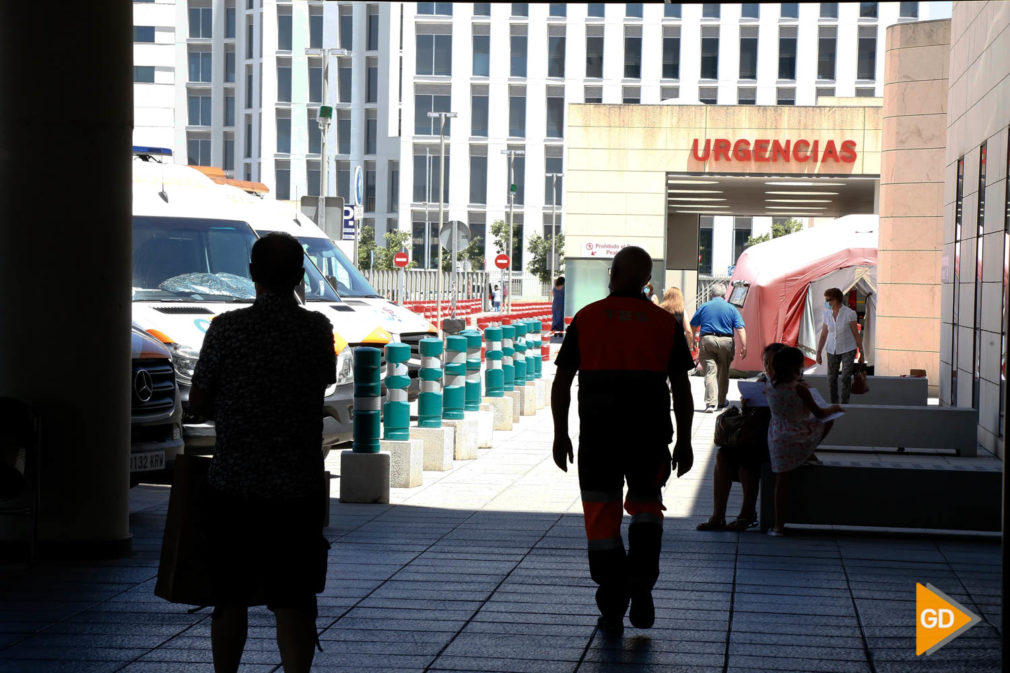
[134,66,155,83]
[339,6,353,50]
[622,86,640,104]
[277,13,292,51]
[856,86,877,97]
[626,3,642,18]
[660,85,679,101]
[624,35,642,79]
[307,161,320,197]
[951,157,965,405]
[244,118,252,157]
[471,94,489,137]
[338,61,352,102]
[511,4,528,17]
[413,150,449,203]
[776,87,795,105]
[474,3,491,17]
[733,218,753,265]
[337,111,351,154]
[367,8,379,51]
[779,29,797,80]
[365,164,376,212]
[336,161,350,211]
[739,33,758,80]
[511,35,527,77]
[699,87,717,105]
[586,36,604,78]
[584,85,602,104]
[510,153,525,205]
[246,19,254,58]
[134,26,156,43]
[781,3,799,19]
[277,64,291,102]
[857,28,876,80]
[365,115,377,155]
[820,3,838,19]
[187,136,211,166]
[899,2,918,18]
[741,3,759,19]
[245,70,253,108]
[189,7,212,38]
[473,35,490,76]
[549,4,566,17]
[412,219,439,269]
[738,87,756,104]
[308,63,322,103]
[663,37,680,79]
[188,51,212,82]
[226,7,236,38]
[307,110,321,154]
[188,95,212,126]
[224,138,234,171]
[546,95,564,138]
[388,161,399,213]
[417,3,453,15]
[309,12,322,48]
[225,51,236,82]
[698,221,713,275]
[548,35,565,78]
[415,94,450,135]
[815,86,835,101]
[276,116,291,154]
[972,142,988,408]
[367,62,378,103]
[275,164,290,200]
[665,3,681,18]
[470,152,487,204]
[225,94,235,126]
[1001,131,1010,436]
[545,156,563,207]
[818,28,836,80]
[702,3,720,19]
[700,31,719,80]
[417,34,452,76]
[860,2,878,18]
[588,3,605,18]
[509,89,526,137]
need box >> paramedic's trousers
[578,441,671,619]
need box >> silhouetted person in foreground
[189,233,336,673]
[552,246,695,637]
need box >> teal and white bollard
[533,320,544,379]
[462,330,482,412]
[484,326,504,398]
[383,343,411,441]
[513,321,527,387]
[501,324,515,392]
[341,346,390,503]
[418,337,443,428]
[352,347,381,452]
[524,320,539,381]
[443,335,466,420]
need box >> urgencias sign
[692,138,857,163]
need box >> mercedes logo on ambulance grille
[134,369,154,403]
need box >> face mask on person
[825,301,832,310]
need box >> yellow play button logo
[915,583,980,656]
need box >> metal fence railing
[696,275,733,307]
[363,269,491,309]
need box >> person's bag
[714,406,745,447]
[155,454,214,606]
[851,363,869,395]
[714,405,771,454]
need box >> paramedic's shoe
[629,589,655,629]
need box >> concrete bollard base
[483,396,514,431]
[506,390,521,423]
[472,406,494,448]
[520,383,537,416]
[542,376,554,407]
[381,438,423,488]
[443,416,478,460]
[534,379,546,409]
[339,450,390,504]
[410,426,455,471]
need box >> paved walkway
[0,374,1002,672]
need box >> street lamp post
[501,149,524,314]
[428,110,456,333]
[547,171,563,286]
[305,47,348,235]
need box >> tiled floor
[0,371,1001,672]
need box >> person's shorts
[204,485,328,613]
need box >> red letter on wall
[754,139,771,162]
[733,139,752,161]
[793,140,811,162]
[691,138,711,161]
[713,139,732,161]
[771,140,790,162]
[839,140,858,163]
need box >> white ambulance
[131,149,389,453]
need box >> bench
[759,459,1001,533]
[824,404,978,457]
[804,375,928,406]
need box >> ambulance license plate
[130,451,165,473]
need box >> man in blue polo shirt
[690,283,747,412]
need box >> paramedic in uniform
[551,246,695,636]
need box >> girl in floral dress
[766,346,843,536]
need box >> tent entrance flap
[798,266,877,362]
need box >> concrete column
[0,4,133,554]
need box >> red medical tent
[725,215,878,372]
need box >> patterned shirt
[192,292,336,498]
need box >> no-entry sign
[494,254,510,269]
[393,251,409,268]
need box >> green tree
[440,234,485,271]
[745,218,804,248]
[490,219,523,271]
[526,232,565,284]
[357,225,417,270]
